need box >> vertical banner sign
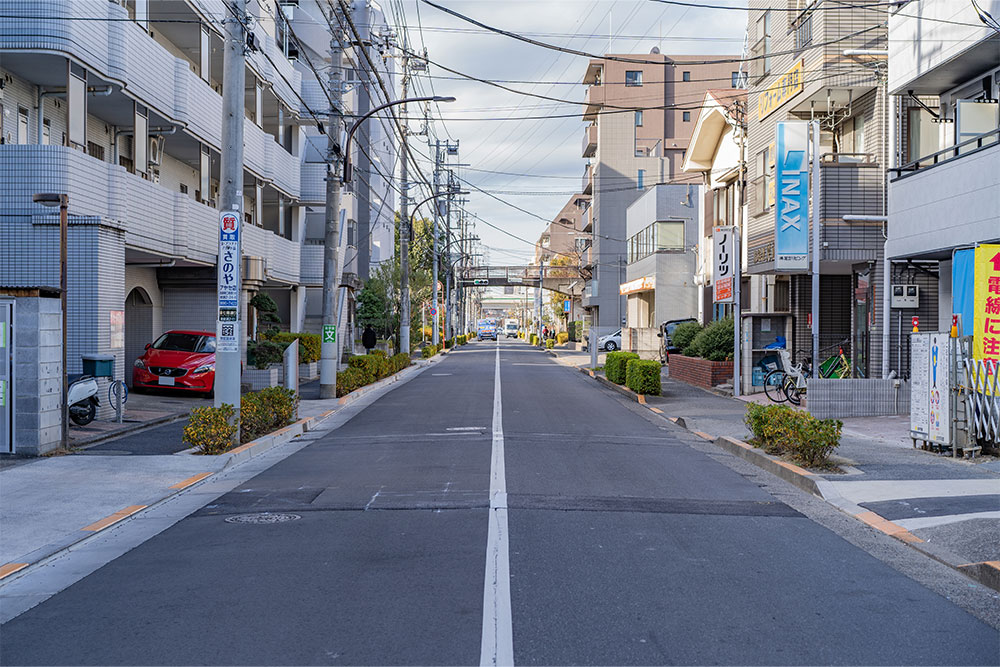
[563,299,571,313]
[927,332,951,445]
[909,333,929,438]
[713,226,734,303]
[973,243,1000,366]
[217,211,241,353]
[774,121,809,272]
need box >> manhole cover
[224,512,301,524]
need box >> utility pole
[399,46,412,355]
[319,7,345,399]
[431,139,441,346]
[215,0,246,425]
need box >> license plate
[158,376,175,386]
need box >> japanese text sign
[217,210,241,354]
[974,244,1000,366]
[713,226,735,303]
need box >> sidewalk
[548,347,1000,589]
[0,356,439,581]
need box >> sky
[390,0,749,265]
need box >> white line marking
[448,427,487,431]
[364,486,383,511]
[481,339,514,667]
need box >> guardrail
[890,129,1000,180]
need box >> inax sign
[774,121,809,272]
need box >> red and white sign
[713,227,735,304]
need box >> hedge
[336,367,368,397]
[556,332,569,345]
[457,334,467,345]
[348,353,390,382]
[183,386,298,453]
[626,358,661,395]
[270,332,321,363]
[421,344,439,359]
[670,321,702,351]
[744,403,842,467]
[605,351,639,384]
[546,338,555,349]
[530,333,538,346]
[683,317,733,361]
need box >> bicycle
[763,349,810,405]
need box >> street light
[343,96,456,184]
[407,189,468,348]
[32,193,69,448]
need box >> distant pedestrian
[362,325,377,354]
[542,325,548,339]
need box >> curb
[577,368,1000,594]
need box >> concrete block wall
[11,296,62,455]
[807,378,910,419]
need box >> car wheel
[605,341,618,351]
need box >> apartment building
[744,0,889,377]
[580,50,740,331]
[884,0,999,375]
[0,0,394,417]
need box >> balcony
[582,164,593,195]
[887,130,1000,259]
[583,84,605,122]
[582,124,598,157]
[581,206,593,233]
[0,145,300,280]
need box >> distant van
[504,320,518,338]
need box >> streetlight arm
[343,96,456,183]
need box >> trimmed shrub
[684,317,733,360]
[545,338,555,349]
[670,321,702,352]
[247,340,284,369]
[256,386,298,429]
[744,403,842,467]
[348,354,381,383]
[530,333,538,345]
[239,392,272,443]
[269,332,321,363]
[605,351,639,384]
[183,404,238,454]
[336,367,368,397]
[390,352,411,373]
[626,358,661,395]
[421,344,439,359]
[556,332,569,345]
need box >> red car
[132,330,216,396]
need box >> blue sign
[774,121,809,272]
[563,299,571,313]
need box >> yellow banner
[758,60,804,120]
[973,243,1000,366]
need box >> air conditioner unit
[148,135,164,166]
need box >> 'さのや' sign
[217,210,241,354]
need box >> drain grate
[224,512,301,524]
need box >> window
[907,107,939,162]
[637,169,645,190]
[683,111,691,122]
[42,119,50,145]
[755,10,772,78]
[86,141,105,161]
[180,183,189,194]
[625,70,642,87]
[17,107,28,144]
[732,72,741,88]
[634,110,643,127]
[656,221,684,249]
[852,114,866,154]
[682,71,691,82]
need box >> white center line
[481,339,514,667]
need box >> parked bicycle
[763,340,860,405]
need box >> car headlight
[134,359,145,369]
[192,364,214,374]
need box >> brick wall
[669,354,733,389]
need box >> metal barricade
[959,337,999,448]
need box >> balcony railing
[583,164,593,194]
[890,129,1000,180]
[582,124,598,157]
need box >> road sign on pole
[323,325,336,343]
[217,210,241,355]
[713,226,735,303]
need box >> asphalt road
[1,338,997,665]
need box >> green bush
[457,335,466,346]
[605,351,639,384]
[545,338,555,349]
[556,332,569,345]
[670,321,703,352]
[421,344,439,359]
[269,332,321,364]
[239,386,298,444]
[348,354,379,383]
[247,340,285,369]
[626,358,661,395]
[336,367,368,397]
[685,317,733,360]
[390,352,411,373]
[183,404,239,454]
[530,333,538,345]
[744,403,842,467]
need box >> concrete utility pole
[399,48,412,355]
[319,8,345,399]
[351,0,371,282]
[810,120,820,374]
[215,0,246,422]
[432,139,441,346]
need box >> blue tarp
[952,248,975,336]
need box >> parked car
[598,329,622,351]
[132,330,216,396]
[659,317,698,362]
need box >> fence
[959,336,999,450]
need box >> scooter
[67,375,100,426]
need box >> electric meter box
[891,284,919,309]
